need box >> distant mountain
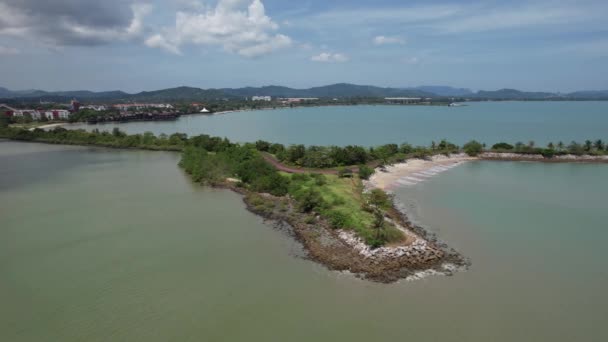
[412,86,474,97]
[222,83,433,98]
[473,88,556,99]
[1,84,607,102]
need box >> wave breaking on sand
[368,153,477,190]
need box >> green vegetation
[491,140,608,156]
[463,140,484,156]
[2,125,606,246]
[285,172,404,245]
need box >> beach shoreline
[368,153,478,190]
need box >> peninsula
[1,125,606,282]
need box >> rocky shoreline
[480,152,608,163]
[221,178,470,283]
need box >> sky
[0,0,607,93]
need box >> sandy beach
[29,123,66,131]
[368,153,477,190]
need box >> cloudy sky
[1,0,607,92]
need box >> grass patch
[283,172,404,245]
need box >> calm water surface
[1,141,607,341]
[69,101,608,146]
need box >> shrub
[337,167,353,178]
[311,173,327,186]
[357,165,374,180]
[291,173,311,182]
[492,142,514,150]
[325,210,350,229]
[463,140,484,156]
[296,188,325,213]
[368,189,391,209]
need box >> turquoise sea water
[69,101,608,146]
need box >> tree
[584,140,593,151]
[593,139,604,151]
[463,140,483,156]
[255,140,271,152]
[557,141,564,151]
[431,141,436,150]
[491,142,513,150]
[547,142,555,150]
[528,141,535,148]
[372,207,385,242]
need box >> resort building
[44,110,70,120]
[113,103,174,111]
[279,97,319,103]
[384,97,423,104]
[252,96,272,101]
[1,104,71,120]
[81,105,108,111]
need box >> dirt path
[262,152,358,175]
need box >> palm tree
[547,142,555,150]
[584,140,593,151]
[528,140,535,148]
[593,139,604,151]
[431,141,436,150]
[557,141,564,151]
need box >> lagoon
[69,101,608,146]
[1,141,607,341]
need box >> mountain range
[1,84,607,102]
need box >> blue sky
[0,0,607,92]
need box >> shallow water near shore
[1,141,608,341]
[68,101,608,146]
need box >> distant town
[0,95,447,125]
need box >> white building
[279,97,319,103]
[44,110,70,120]
[113,103,174,111]
[252,96,272,101]
[81,105,108,111]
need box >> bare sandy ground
[29,123,65,131]
[368,153,477,190]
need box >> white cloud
[373,35,404,45]
[0,45,19,55]
[311,52,349,63]
[145,0,291,57]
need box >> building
[70,99,80,112]
[81,105,108,111]
[384,97,422,104]
[279,97,319,103]
[1,104,39,118]
[113,103,174,111]
[44,109,70,120]
[1,104,70,120]
[252,96,272,101]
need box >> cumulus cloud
[373,35,405,45]
[311,52,349,63]
[0,45,19,55]
[145,0,291,57]
[0,1,151,46]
